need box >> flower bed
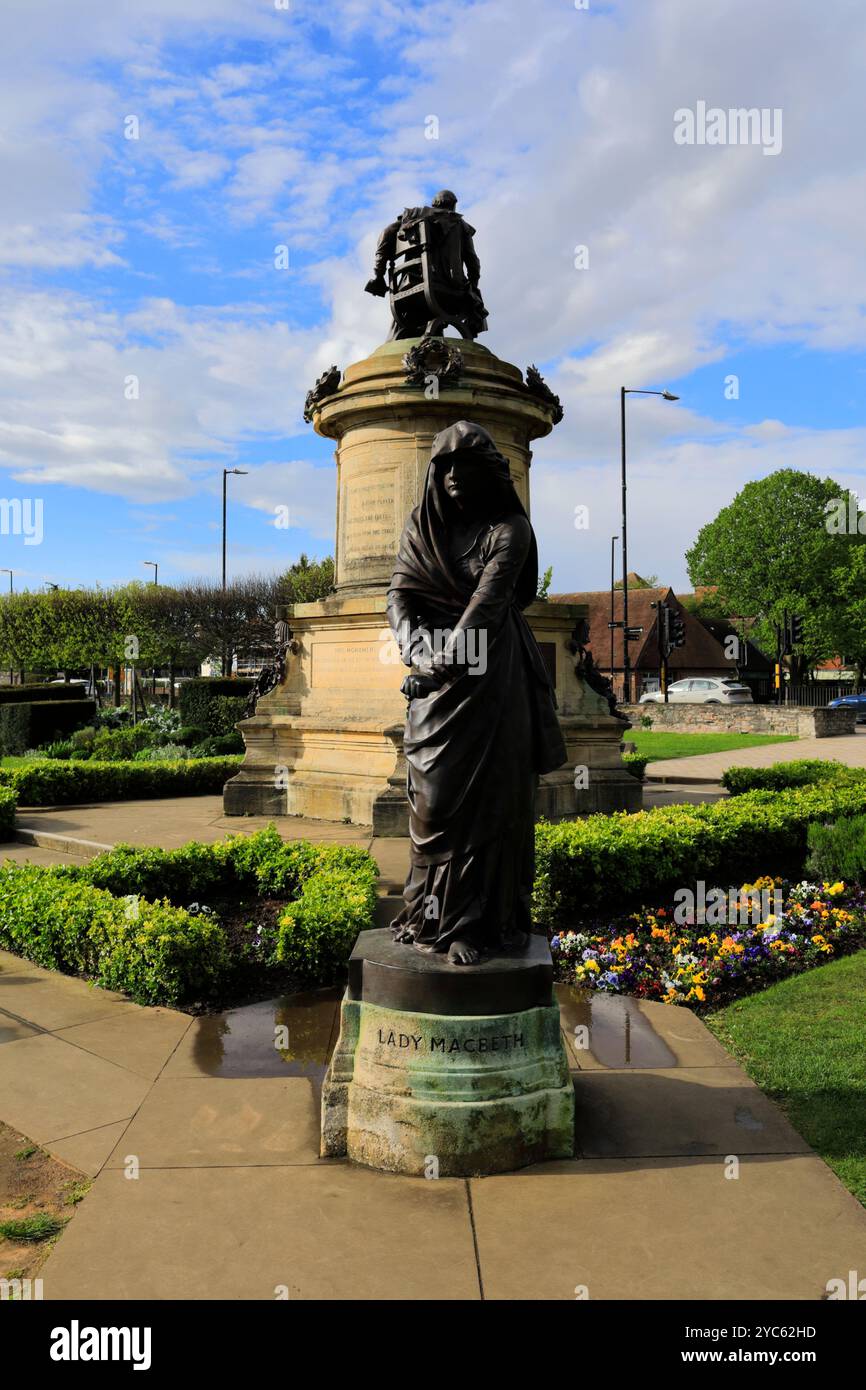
[534,778,866,925]
[0,827,379,1007]
[551,877,866,1009]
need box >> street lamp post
[222,469,248,590]
[609,536,618,680]
[144,563,158,697]
[619,387,679,702]
[222,468,248,676]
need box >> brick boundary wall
[620,703,857,738]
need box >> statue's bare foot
[447,938,481,966]
[392,924,416,944]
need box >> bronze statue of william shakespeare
[365,190,489,340]
[387,421,566,966]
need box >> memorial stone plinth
[321,929,575,1176]
[223,336,641,828]
[321,338,541,592]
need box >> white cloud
[0,0,864,590]
[234,460,336,541]
[0,288,339,502]
[533,421,866,595]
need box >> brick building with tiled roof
[551,574,773,702]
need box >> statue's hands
[401,672,442,701]
[398,625,455,693]
[405,626,437,674]
[364,276,388,298]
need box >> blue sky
[0,0,864,594]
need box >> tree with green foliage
[686,469,866,679]
[614,572,659,590]
[678,589,729,619]
[826,544,866,681]
[281,554,335,603]
[0,563,339,690]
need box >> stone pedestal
[223,336,641,826]
[222,592,640,829]
[321,929,575,1176]
[322,338,541,593]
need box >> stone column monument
[224,196,639,833]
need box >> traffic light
[668,609,686,649]
[790,614,805,646]
[662,605,671,657]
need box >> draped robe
[386,421,566,954]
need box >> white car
[639,677,754,705]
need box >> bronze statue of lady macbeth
[387,421,567,965]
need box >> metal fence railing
[747,680,865,707]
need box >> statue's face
[442,452,488,509]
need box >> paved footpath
[647,728,866,785]
[7,781,720,882]
[9,797,411,892]
[2,948,865,1299]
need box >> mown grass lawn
[706,949,866,1207]
[628,730,798,761]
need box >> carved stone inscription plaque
[312,637,399,690]
[340,471,400,573]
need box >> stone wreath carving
[402,336,464,388]
[524,364,564,425]
[303,365,342,423]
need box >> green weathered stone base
[321,995,575,1177]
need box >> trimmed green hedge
[721,759,856,795]
[179,678,254,733]
[0,684,87,705]
[806,813,866,883]
[78,826,375,906]
[622,753,649,781]
[0,827,380,1004]
[207,695,249,737]
[276,857,380,979]
[190,732,245,757]
[0,866,229,1006]
[0,699,96,756]
[0,756,242,805]
[173,724,209,748]
[88,724,154,761]
[0,786,17,841]
[534,778,866,928]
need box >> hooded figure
[386,420,566,965]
